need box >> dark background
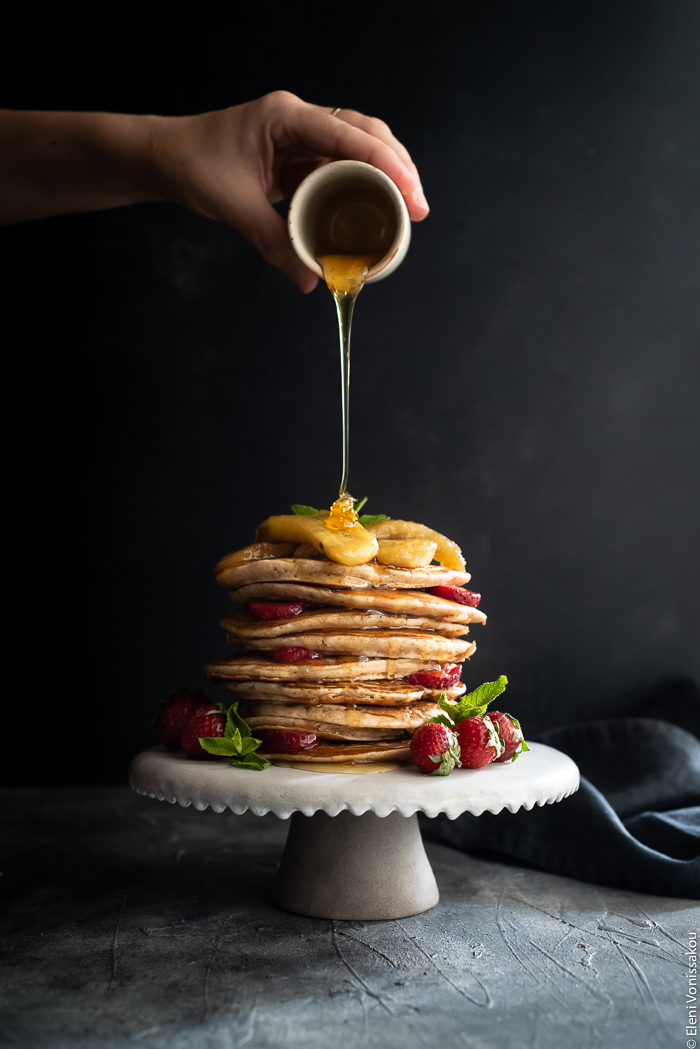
[3,0,698,785]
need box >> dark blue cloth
[421,682,700,898]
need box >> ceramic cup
[287,160,411,284]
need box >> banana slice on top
[365,519,466,571]
[256,513,379,567]
[375,539,437,568]
[215,542,298,575]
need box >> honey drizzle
[318,254,381,498]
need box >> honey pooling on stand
[312,186,397,499]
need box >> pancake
[230,583,486,623]
[216,557,471,591]
[206,650,475,681]
[247,718,404,741]
[241,629,472,661]
[247,701,439,730]
[222,680,467,705]
[257,740,411,763]
[222,607,469,639]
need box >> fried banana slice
[215,542,297,574]
[375,538,437,568]
[256,512,379,566]
[365,519,465,571]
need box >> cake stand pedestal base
[272,809,438,920]
[129,743,580,922]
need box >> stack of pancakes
[205,552,486,765]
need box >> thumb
[232,191,319,293]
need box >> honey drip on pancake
[319,254,381,500]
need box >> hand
[142,91,429,291]
[0,93,428,292]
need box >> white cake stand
[129,743,579,920]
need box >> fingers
[275,101,428,221]
[331,108,429,219]
[332,108,418,179]
[231,190,319,293]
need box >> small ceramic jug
[287,160,411,283]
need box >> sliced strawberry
[454,715,504,768]
[410,723,461,776]
[428,586,481,607]
[403,664,462,690]
[403,670,444,689]
[181,707,226,759]
[155,691,212,750]
[249,600,309,620]
[271,647,324,663]
[259,729,319,752]
[441,664,462,688]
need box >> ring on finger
[330,107,343,118]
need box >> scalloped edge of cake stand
[129,743,579,920]
[129,742,579,820]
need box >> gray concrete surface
[1,787,697,1048]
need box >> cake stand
[129,743,579,920]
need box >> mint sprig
[439,675,509,723]
[199,703,270,771]
[291,497,389,527]
[354,498,390,525]
[426,677,529,763]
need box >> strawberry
[271,647,324,663]
[403,664,462,690]
[454,715,505,768]
[410,723,461,776]
[259,729,319,752]
[428,586,481,607]
[181,707,226,759]
[155,691,212,750]
[490,711,529,762]
[249,600,309,620]
[415,676,528,772]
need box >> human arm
[0,93,429,292]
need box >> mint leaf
[291,504,318,516]
[225,704,250,740]
[359,513,390,526]
[199,737,241,757]
[427,713,456,731]
[451,676,508,723]
[238,736,264,756]
[212,702,269,771]
[228,727,244,752]
[437,693,457,723]
[466,676,508,708]
[353,496,368,513]
[231,754,271,771]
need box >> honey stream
[318,254,381,500]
